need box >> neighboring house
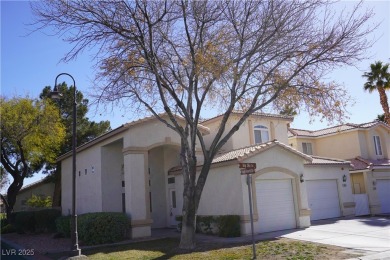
[13,178,55,212]
[288,121,390,216]
[59,112,355,238]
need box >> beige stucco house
[59,113,355,238]
[289,121,390,216]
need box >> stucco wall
[290,137,316,155]
[61,135,126,215]
[74,144,103,214]
[229,116,290,149]
[315,131,361,159]
[304,164,355,217]
[101,140,123,212]
[149,147,168,228]
[174,163,244,218]
[202,119,233,152]
[202,115,291,152]
[123,120,182,149]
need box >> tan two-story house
[59,112,355,238]
[289,121,390,216]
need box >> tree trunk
[178,134,199,250]
[377,86,390,125]
[5,178,23,221]
[179,156,213,249]
[179,190,197,249]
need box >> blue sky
[1,1,389,188]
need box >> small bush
[26,194,52,208]
[197,216,216,234]
[14,211,35,233]
[34,209,61,233]
[78,212,130,245]
[1,215,8,228]
[1,223,16,233]
[216,215,241,237]
[55,216,71,237]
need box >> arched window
[254,125,269,144]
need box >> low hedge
[56,212,130,245]
[55,215,71,237]
[35,209,61,233]
[14,211,35,233]
[11,209,61,234]
[1,223,16,234]
[215,215,241,237]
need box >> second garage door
[376,179,390,214]
[256,179,296,233]
[306,180,341,220]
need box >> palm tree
[363,61,390,124]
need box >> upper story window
[302,142,313,155]
[373,136,383,156]
[254,125,269,144]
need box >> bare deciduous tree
[33,0,375,249]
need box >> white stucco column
[123,151,152,238]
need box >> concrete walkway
[191,216,390,259]
[153,217,390,259]
[280,217,390,260]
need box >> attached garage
[376,179,390,214]
[306,180,341,220]
[256,179,296,233]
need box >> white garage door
[377,179,390,214]
[306,180,341,220]
[256,179,296,233]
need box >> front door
[168,188,178,226]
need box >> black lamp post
[50,73,81,257]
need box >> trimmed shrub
[78,212,130,245]
[197,216,216,234]
[216,215,241,237]
[1,223,16,233]
[175,215,183,232]
[14,211,35,234]
[55,216,71,237]
[1,215,8,228]
[34,209,61,233]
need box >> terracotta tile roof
[201,111,293,124]
[212,140,312,163]
[349,156,390,171]
[307,156,351,166]
[288,120,389,138]
[168,140,312,174]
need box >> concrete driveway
[282,217,390,259]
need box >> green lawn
[49,237,356,260]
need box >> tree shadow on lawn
[50,237,277,260]
[311,216,390,227]
[357,217,390,227]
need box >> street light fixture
[50,73,81,257]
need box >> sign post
[239,163,257,260]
